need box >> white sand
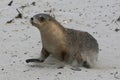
[0,0,120,80]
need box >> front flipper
[26,59,44,63]
[26,48,50,63]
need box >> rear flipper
[71,59,82,71]
[81,52,98,68]
[71,67,81,71]
[70,60,90,71]
[82,61,91,68]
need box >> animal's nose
[31,17,33,21]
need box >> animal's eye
[39,16,45,22]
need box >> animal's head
[30,13,55,29]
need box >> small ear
[50,14,56,19]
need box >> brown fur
[26,14,99,69]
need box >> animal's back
[65,28,99,68]
[65,28,99,51]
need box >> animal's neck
[38,21,67,53]
[39,22,65,38]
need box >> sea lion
[26,13,99,69]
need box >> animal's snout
[31,17,33,21]
[30,17,35,25]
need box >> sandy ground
[0,0,120,80]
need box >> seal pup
[26,13,99,70]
